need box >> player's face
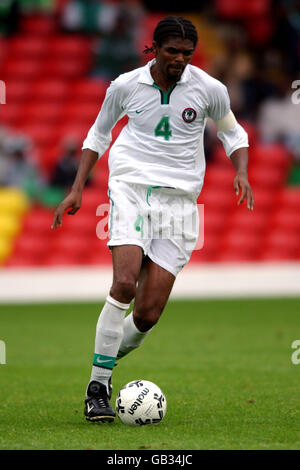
[153,37,195,81]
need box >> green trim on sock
[93,353,116,370]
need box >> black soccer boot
[107,362,118,400]
[84,381,115,423]
[108,375,112,400]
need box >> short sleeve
[82,79,127,159]
[207,82,231,122]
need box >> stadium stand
[0,0,299,267]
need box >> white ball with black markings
[115,380,167,426]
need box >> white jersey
[82,58,248,199]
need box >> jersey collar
[138,58,191,86]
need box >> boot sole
[85,415,115,423]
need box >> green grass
[0,298,300,450]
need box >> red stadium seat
[62,102,100,124]
[39,145,62,173]
[204,165,236,190]
[263,229,299,254]
[259,248,298,261]
[189,250,210,263]
[199,187,235,211]
[91,165,110,187]
[0,37,6,61]
[55,0,70,13]
[41,58,91,79]
[210,144,232,166]
[202,210,228,234]
[8,36,48,57]
[270,209,300,232]
[22,208,54,234]
[245,0,271,17]
[31,79,70,101]
[84,240,113,265]
[42,252,84,266]
[276,187,300,210]
[20,15,57,35]
[245,14,273,45]
[13,233,48,258]
[81,187,109,213]
[5,80,31,102]
[71,79,108,102]
[1,58,41,80]
[220,229,261,253]
[249,164,286,190]
[248,187,275,212]
[190,232,221,262]
[140,13,165,40]
[84,252,112,265]
[50,233,94,255]
[62,212,99,237]
[58,122,90,142]
[249,143,291,170]
[21,102,63,124]
[18,123,57,147]
[5,253,43,267]
[228,210,268,233]
[215,0,270,18]
[0,103,22,125]
[47,36,92,57]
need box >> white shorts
[107,179,199,277]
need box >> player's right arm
[51,149,98,229]
[51,78,128,230]
[206,80,253,210]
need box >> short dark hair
[143,16,198,54]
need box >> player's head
[144,16,198,81]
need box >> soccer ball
[115,380,167,426]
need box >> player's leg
[85,245,143,422]
[109,245,144,303]
[117,256,175,359]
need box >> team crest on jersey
[182,108,197,123]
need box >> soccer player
[51,16,254,423]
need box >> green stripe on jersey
[153,83,177,105]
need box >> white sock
[117,311,152,359]
[89,295,130,395]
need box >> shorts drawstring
[146,185,162,206]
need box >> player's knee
[134,305,162,332]
[110,278,136,304]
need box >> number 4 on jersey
[155,116,172,141]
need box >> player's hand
[233,172,254,210]
[51,190,82,229]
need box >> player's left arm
[229,146,254,210]
[215,111,254,211]
[208,83,254,211]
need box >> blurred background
[0,0,299,275]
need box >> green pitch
[0,298,300,450]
